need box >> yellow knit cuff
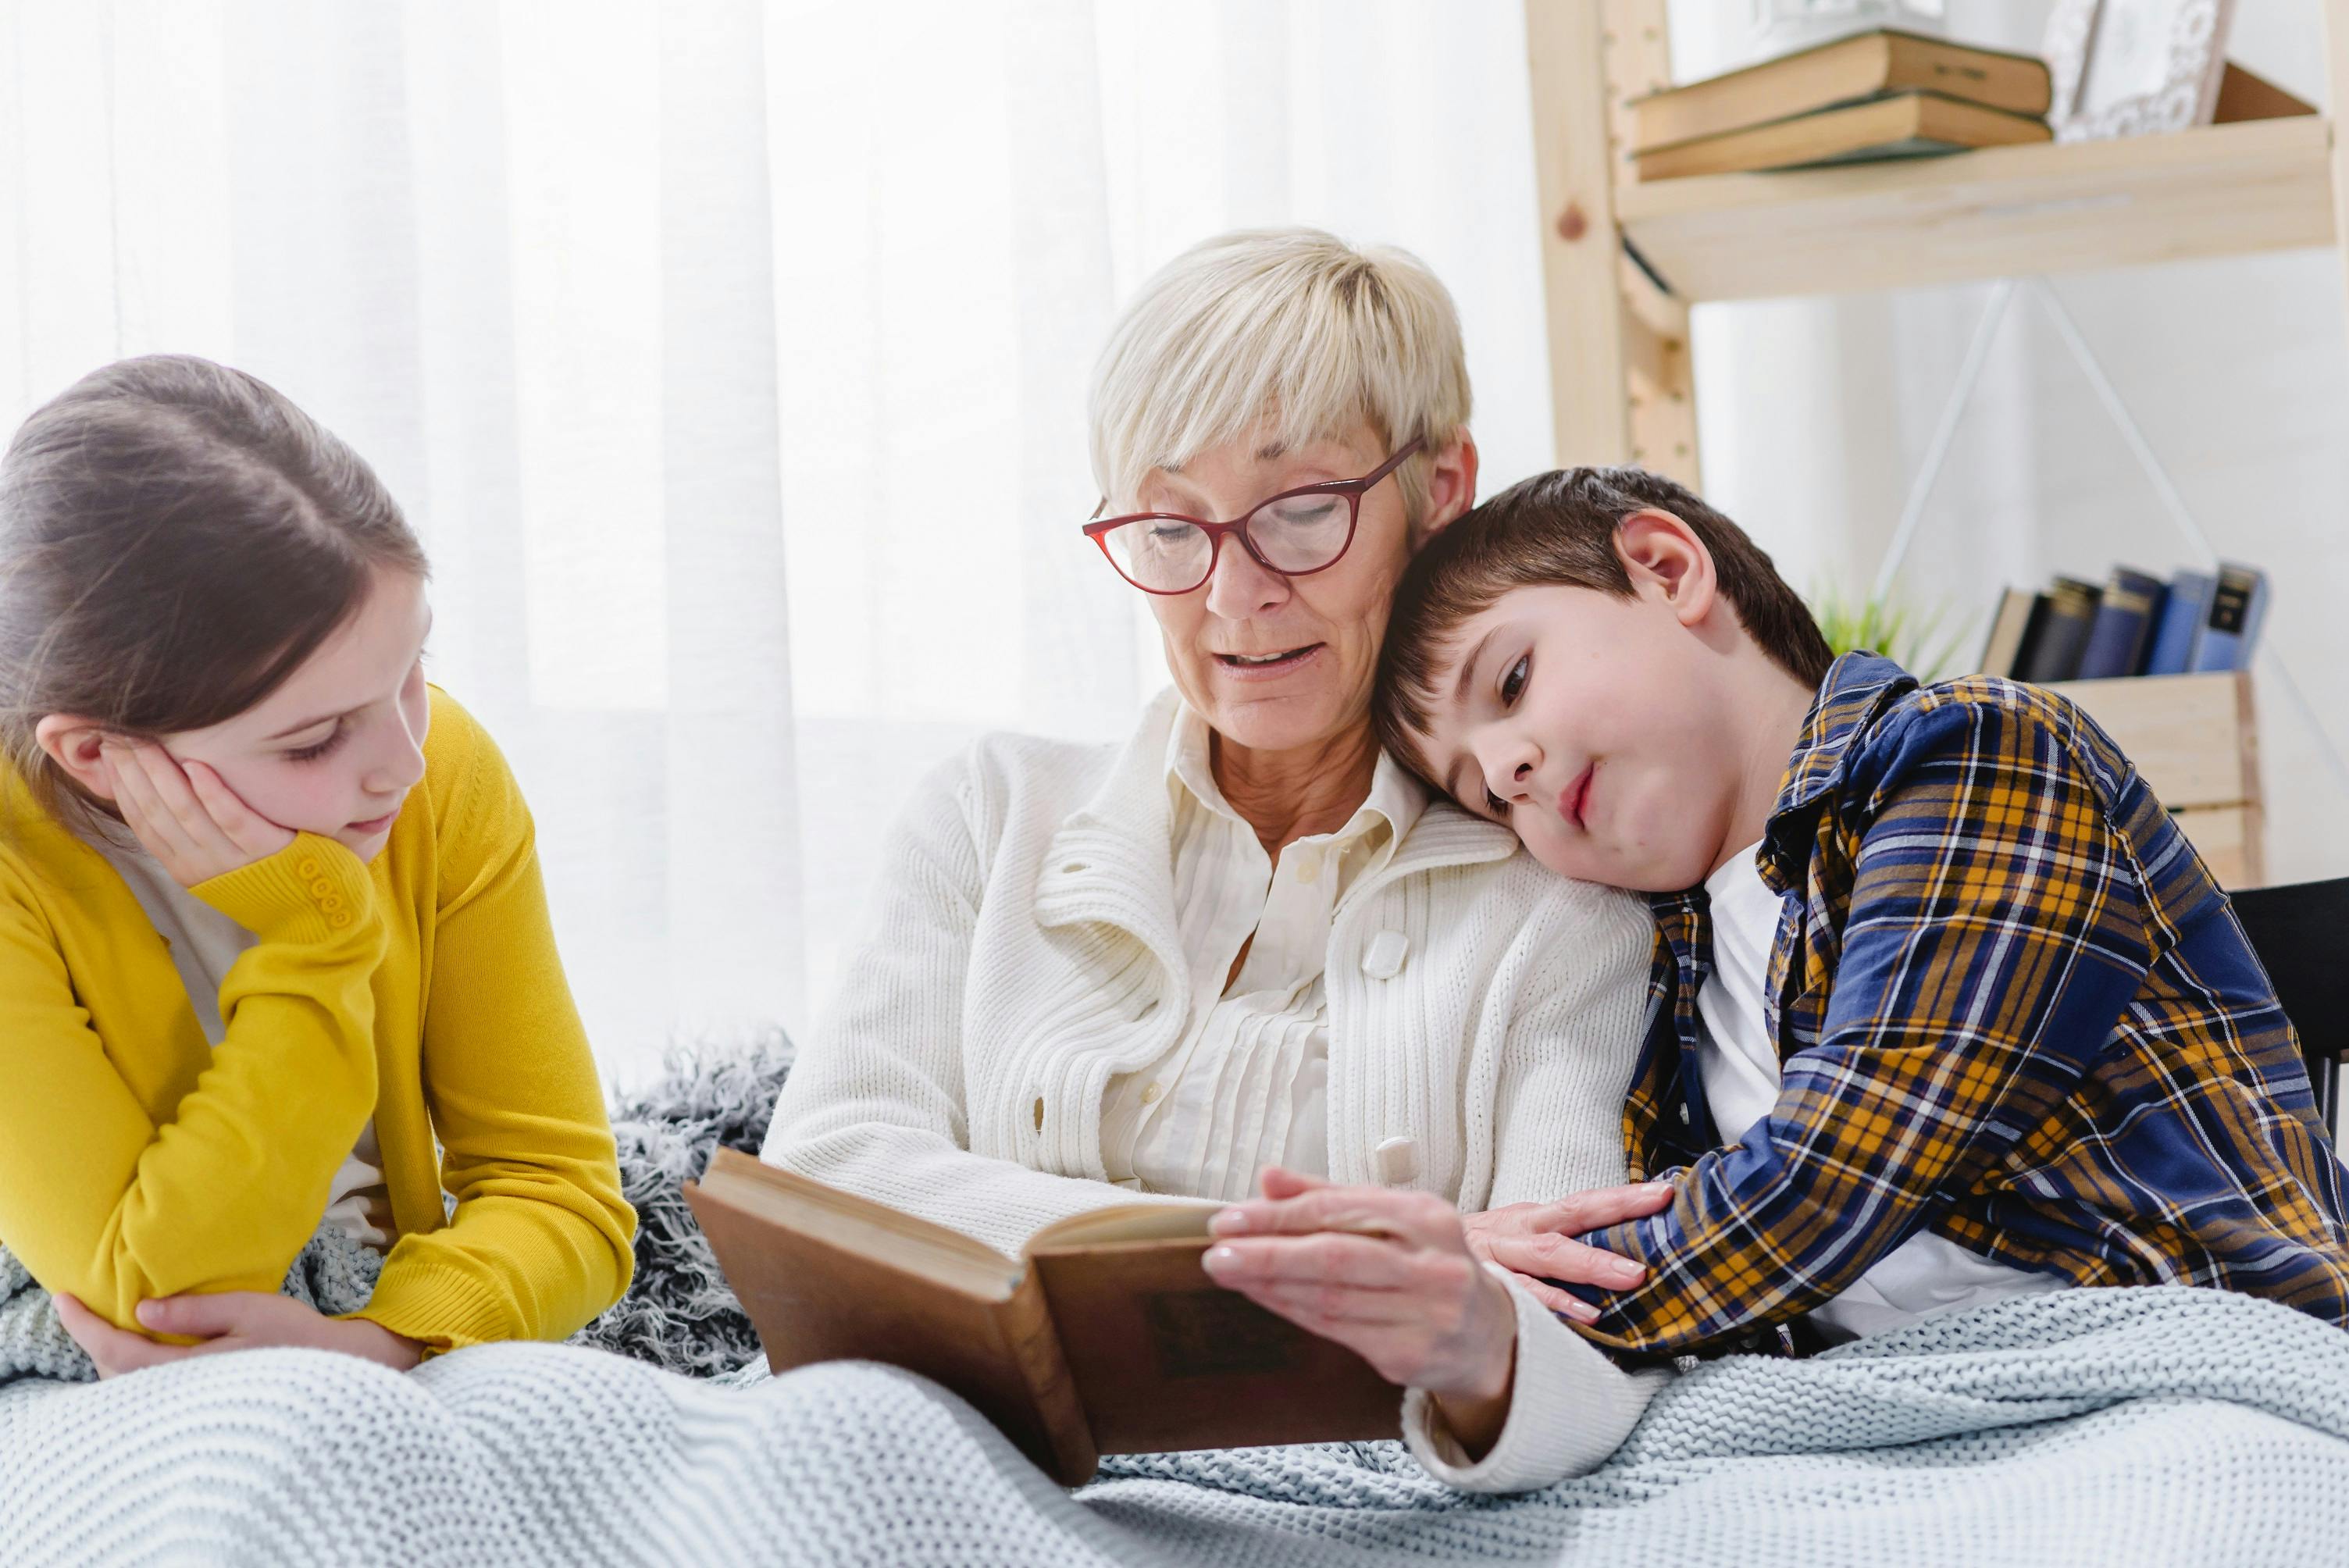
[191,832,379,945]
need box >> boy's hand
[1462,1182,1674,1320]
[102,741,295,888]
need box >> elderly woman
[761,228,1663,1490]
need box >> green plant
[1807,582,1974,681]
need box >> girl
[0,355,633,1375]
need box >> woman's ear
[1412,430,1480,544]
[1615,509,1719,629]
[33,715,117,802]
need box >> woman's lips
[1211,643,1324,682]
[1559,765,1594,831]
[348,807,400,836]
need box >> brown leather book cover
[684,1149,1404,1484]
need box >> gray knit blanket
[8,1036,2349,1564]
[5,1284,2347,1566]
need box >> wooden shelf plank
[1617,117,2337,302]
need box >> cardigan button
[1032,1096,1046,1132]
[1360,930,1409,980]
[296,857,322,879]
[1373,1135,1419,1186]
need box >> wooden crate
[2047,671,2263,888]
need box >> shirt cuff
[1401,1263,1667,1493]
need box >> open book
[685,1148,1406,1484]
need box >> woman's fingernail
[1209,1208,1250,1235]
[134,1300,162,1327]
[1202,1245,1240,1274]
[1563,1299,1600,1324]
[1609,1257,1646,1283]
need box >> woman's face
[1132,419,1475,759]
[159,567,434,861]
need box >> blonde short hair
[1088,227,1471,526]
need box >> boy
[1374,465,2349,1356]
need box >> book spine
[2190,565,2269,673]
[2075,568,2165,679]
[998,1271,1099,1485]
[2142,571,2213,675]
[2005,593,2055,680]
[2019,578,2102,684]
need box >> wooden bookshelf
[1524,0,2349,888]
[1616,117,2336,303]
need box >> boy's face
[1408,522,1752,893]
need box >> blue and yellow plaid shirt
[1571,653,2349,1355]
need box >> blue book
[2188,564,2269,673]
[2141,570,2213,675]
[2075,567,2165,680]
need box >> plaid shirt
[1570,653,2349,1356]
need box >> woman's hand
[1201,1167,1520,1456]
[101,739,294,888]
[1460,1181,1676,1321]
[55,1292,423,1377]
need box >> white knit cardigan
[761,689,1663,1489]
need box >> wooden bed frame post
[1523,0,1702,487]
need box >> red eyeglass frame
[1082,437,1427,595]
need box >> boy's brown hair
[1374,465,1834,784]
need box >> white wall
[1671,0,2349,883]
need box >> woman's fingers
[1214,1183,1459,1250]
[1481,1231,1647,1288]
[1202,1231,1420,1292]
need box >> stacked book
[1978,565,2269,684]
[1630,29,2052,181]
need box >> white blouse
[1096,706,1421,1202]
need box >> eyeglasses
[1082,437,1426,596]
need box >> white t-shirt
[1695,842,2061,1344]
[90,830,394,1253]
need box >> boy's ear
[1410,431,1480,545]
[1615,509,1718,629]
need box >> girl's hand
[1202,1167,1520,1456]
[1460,1182,1676,1321]
[101,740,295,887]
[55,1292,423,1377]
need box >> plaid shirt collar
[1756,652,1916,896]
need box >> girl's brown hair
[0,355,429,818]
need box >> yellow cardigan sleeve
[354,707,636,1350]
[0,835,387,1331]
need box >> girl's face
[162,568,433,861]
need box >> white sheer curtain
[0,0,1560,1075]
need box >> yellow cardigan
[0,687,635,1349]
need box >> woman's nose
[363,715,427,794]
[1200,533,1287,621]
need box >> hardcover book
[1629,29,2052,151]
[684,1148,1406,1486]
[2141,570,2215,676]
[2075,567,2167,680]
[2017,576,2104,686]
[1631,90,2050,182]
